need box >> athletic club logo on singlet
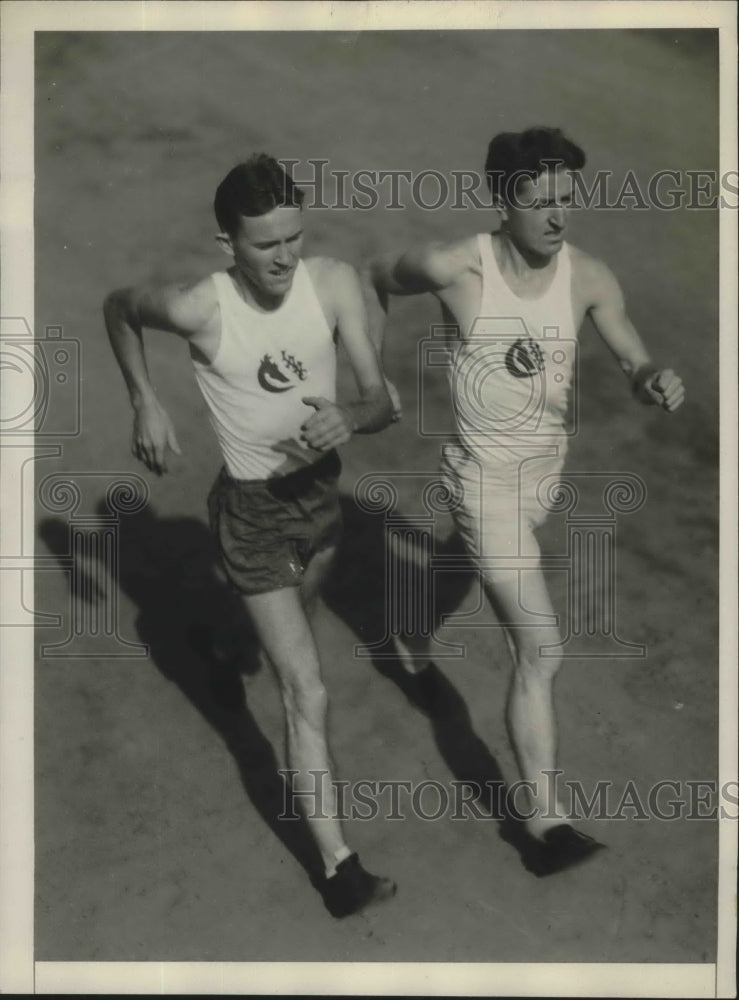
[504,337,545,379]
[256,351,308,394]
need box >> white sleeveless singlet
[192,261,336,480]
[440,235,580,558]
[450,233,578,468]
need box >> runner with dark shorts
[104,154,397,916]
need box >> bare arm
[584,258,685,413]
[301,260,394,450]
[359,242,463,352]
[358,241,470,423]
[103,279,217,473]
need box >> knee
[281,676,329,727]
[514,637,561,686]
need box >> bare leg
[300,544,337,617]
[479,534,568,837]
[241,586,347,872]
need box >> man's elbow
[364,254,404,294]
[358,259,384,295]
[103,287,127,318]
[358,261,373,283]
[375,384,395,430]
[103,287,139,328]
[358,383,394,433]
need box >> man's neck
[496,230,555,276]
[231,268,288,313]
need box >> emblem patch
[504,337,545,379]
[257,354,295,393]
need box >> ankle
[324,844,352,878]
[527,811,570,840]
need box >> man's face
[500,167,574,259]
[225,205,304,299]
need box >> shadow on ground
[39,503,324,883]
[326,497,537,858]
[39,493,541,884]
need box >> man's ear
[492,195,508,225]
[215,232,234,257]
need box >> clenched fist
[301,396,355,450]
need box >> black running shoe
[523,824,606,877]
[320,854,397,918]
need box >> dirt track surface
[34,30,719,962]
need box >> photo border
[1,2,736,995]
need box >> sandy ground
[33,30,720,963]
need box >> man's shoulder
[139,273,220,337]
[431,234,480,268]
[172,273,220,308]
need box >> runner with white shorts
[362,127,685,875]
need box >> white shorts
[440,440,566,579]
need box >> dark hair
[484,127,586,203]
[214,154,304,235]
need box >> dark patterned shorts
[207,450,343,596]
